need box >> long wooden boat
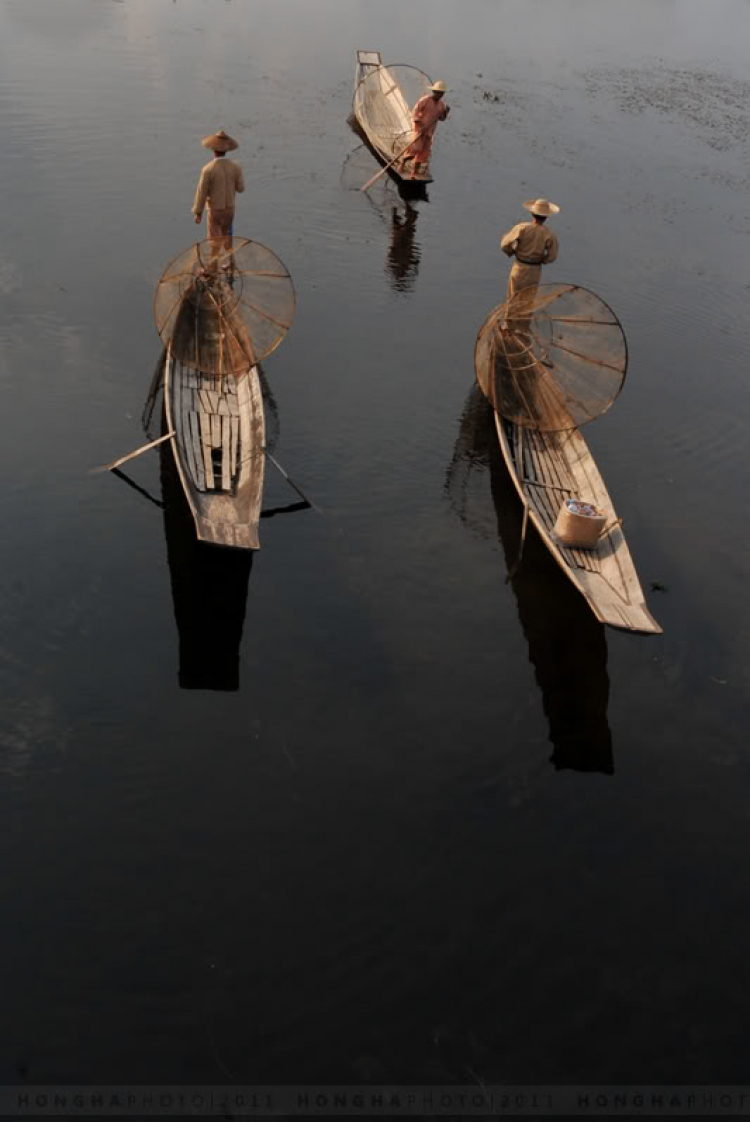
[163,350,265,549]
[353,49,432,185]
[495,413,662,634]
[489,424,614,772]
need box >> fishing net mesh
[474,283,627,432]
[154,238,295,375]
[353,65,432,156]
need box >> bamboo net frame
[475,283,628,432]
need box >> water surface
[1,0,750,1088]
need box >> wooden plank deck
[165,353,265,550]
[497,414,661,634]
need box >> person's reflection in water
[386,202,421,294]
[447,387,613,774]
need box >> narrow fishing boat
[352,50,434,185]
[163,351,265,549]
[446,384,615,772]
[153,237,296,549]
[475,283,662,634]
[493,411,660,633]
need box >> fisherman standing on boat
[192,129,245,247]
[401,80,450,179]
[500,198,560,301]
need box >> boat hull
[495,413,662,634]
[164,350,265,550]
[353,49,433,186]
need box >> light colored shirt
[192,157,245,216]
[500,221,559,265]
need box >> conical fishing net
[154,238,295,375]
[353,64,432,161]
[340,145,398,198]
[475,283,627,432]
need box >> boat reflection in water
[341,144,424,294]
[160,436,254,691]
[447,386,613,774]
[386,202,421,294]
[135,361,289,692]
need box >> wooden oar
[506,504,529,582]
[90,430,175,474]
[264,450,322,514]
[360,127,427,193]
[111,467,165,508]
[141,350,167,433]
[506,427,530,580]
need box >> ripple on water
[583,63,750,156]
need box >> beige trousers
[507,261,542,301]
[206,206,235,242]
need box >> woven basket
[553,500,606,550]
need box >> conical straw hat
[522,197,560,217]
[202,128,238,152]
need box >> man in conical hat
[400,80,450,180]
[500,198,560,302]
[192,129,245,247]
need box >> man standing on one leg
[401,80,450,180]
[192,129,245,251]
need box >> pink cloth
[206,206,234,238]
[406,94,448,162]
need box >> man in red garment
[401,80,450,179]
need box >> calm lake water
[2,0,750,1091]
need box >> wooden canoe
[447,386,615,770]
[495,413,662,634]
[353,49,432,185]
[163,350,265,549]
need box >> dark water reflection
[161,446,254,693]
[154,368,304,692]
[2,0,750,1089]
[448,388,613,774]
[341,141,425,293]
[387,204,422,295]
